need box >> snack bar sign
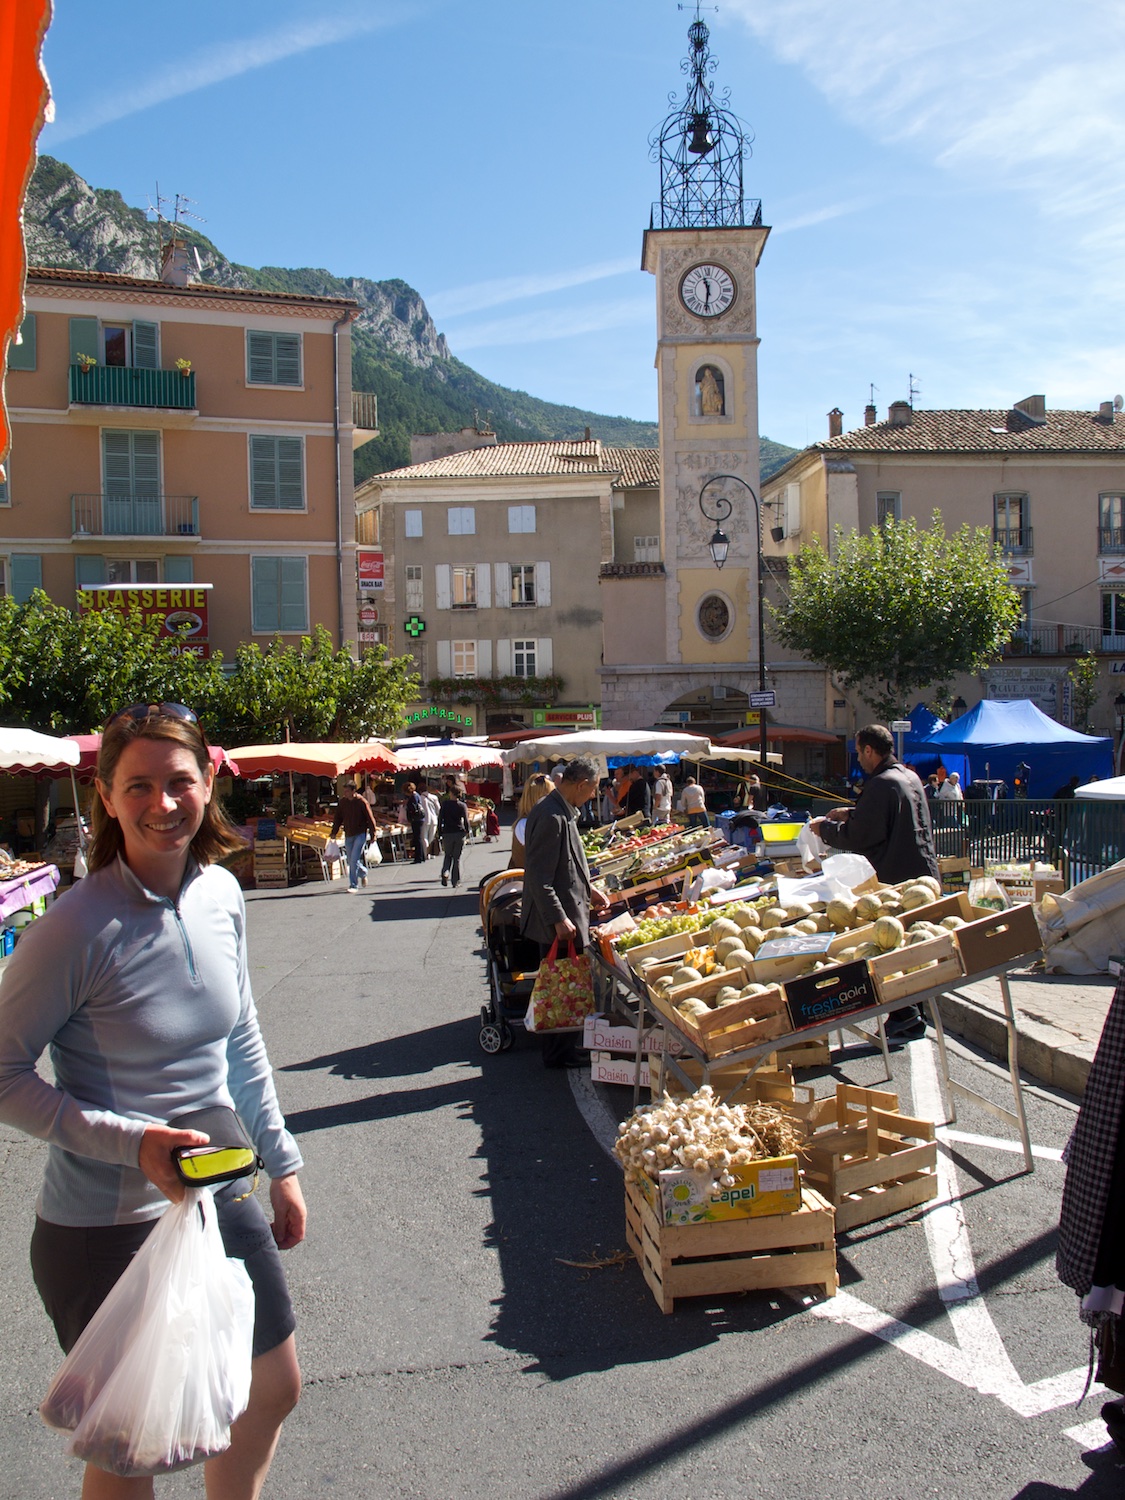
[357,550,384,592]
[76,584,213,658]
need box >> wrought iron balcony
[352,391,378,448]
[1002,622,1115,656]
[69,364,197,410]
[1099,525,1125,554]
[994,525,1033,555]
[71,493,200,539]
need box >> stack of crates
[252,837,287,891]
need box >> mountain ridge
[23,157,798,481]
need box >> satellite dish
[1115,395,1123,411]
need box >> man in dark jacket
[810,724,939,1039]
[521,756,609,1066]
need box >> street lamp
[699,473,772,775]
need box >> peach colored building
[763,396,1125,737]
[2,252,377,659]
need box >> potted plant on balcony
[75,352,97,373]
[175,357,192,376]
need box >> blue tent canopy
[921,698,1113,792]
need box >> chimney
[160,237,199,287]
[864,403,877,427]
[888,400,913,427]
[1097,400,1115,424]
[828,407,843,439]
[584,426,591,441]
[1012,394,1046,423]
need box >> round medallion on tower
[679,262,737,319]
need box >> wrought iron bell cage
[650,17,760,231]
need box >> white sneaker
[347,886,359,894]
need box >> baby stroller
[477,868,540,1054]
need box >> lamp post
[699,473,778,776]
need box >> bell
[687,112,714,156]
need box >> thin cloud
[451,298,648,352]
[47,9,410,143]
[430,257,637,319]
[771,200,869,234]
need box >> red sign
[358,603,379,627]
[357,550,384,591]
[76,584,212,658]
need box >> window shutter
[276,437,304,508]
[495,638,512,674]
[133,321,159,369]
[476,563,491,608]
[8,313,35,370]
[247,331,275,383]
[163,555,194,583]
[476,639,492,676]
[75,555,105,588]
[131,431,160,494]
[273,333,301,385]
[10,554,42,603]
[785,482,800,537]
[494,562,509,606]
[279,557,307,631]
[252,557,278,631]
[537,638,553,674]
[535,561,551,606]
[435,565,452,610]
[250,435,276,507]
[436,640,451,675]
[102,431,134,494]
[69,317,98,363]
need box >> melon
[671,965,703,987]
[708,917,742,943]
[854,894,882,923]
[874,916,905,951]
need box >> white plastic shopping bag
[365,838,383,867]
[40,1188,254,1478]
[323,838,341,860]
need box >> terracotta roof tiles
[27,265,360,311]
[817,408,1125,456]
[373,440,659,485]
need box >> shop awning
[717,723,841,747]
[6,732,240,781]
[226,742,400,778]
[681,745,784,767]
[0,727,80,771]
[394,743,503,772]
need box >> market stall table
[0,861,60,923]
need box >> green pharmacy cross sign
[404,615,426,638]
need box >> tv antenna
[868,381,878,405]
[908,371,920,408]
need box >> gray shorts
[31,1178,296,1357]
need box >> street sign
[891,720,913,733]
[749,690,776,708]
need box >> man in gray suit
[521,756,609,1067]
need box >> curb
[935,988,1095,1098]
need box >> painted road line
[1063,1418,1116,1451]
[938,1128,1063,1163]
[808,1290,979,1389]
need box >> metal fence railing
[929,797,1123,886]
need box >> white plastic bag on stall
[40,1188,254,1478]
[796,822,828,871]
[365,838,383,867]
[776,852,878,909]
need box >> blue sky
[38,0,1125,450]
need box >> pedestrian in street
[509,773,553,869]
[678,777,710,828]
[937,771,964,802]
[809,723,939,1040]
[624,765,652,821]
[0,701,305,1497]
[330,780,380,893]
[1057,975,1125,1454]
[653,767,673,825]
[520,756,610,1068]
[421,784,441,859]
[438,787,471,888]
[404,782,426,863]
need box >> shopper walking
[404,782,426,863]
[421,785,441,860]
[678,777,710,829]
[438,787,471,888]
[653,768,673,825]
[0,701,306,1497]
[330,781,379,893]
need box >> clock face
[680,263,736,319]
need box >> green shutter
[163,555,194,583]
[247,330,301,385]
[133,320,159,369]
[75,555,106,588]
[250,435,304,509]
[10,554,42,603]
[8,313,36,371]
[69,317,98,363]
[276,437,303,508]
[278,557,307,631]
[252,557,280,632]
[247,331,275,384]
[274,333,301,385]
[103,430,160,494]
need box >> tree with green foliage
[770,515,1021,722]
[1066,650,1101,734]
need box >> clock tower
[645,14,769,677]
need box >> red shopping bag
[524,939,595,1032]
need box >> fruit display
[0,853,48,880]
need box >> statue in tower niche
[698,365,725,416]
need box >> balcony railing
[352,391,378,430]
[993,524,1033,554]
[72,493,200,539]
[69,364,197,410]
[1002,622,1125,655]
[1099,525,1125,554]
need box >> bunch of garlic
[614,1085,800,1195]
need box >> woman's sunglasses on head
[107,703,199,728]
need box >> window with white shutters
[508,504,536,533]
[447,506,475,535]
[250,435,305,510]
[251,556,308,633]
[633,536,659,562]
[246,330,302,386]
[510,564,535,606]
[452,565,477,607]
[513,639,536,677]
[404,565,423,612]
[876,492,901,528]
[451,640,477,677]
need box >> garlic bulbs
[614,1085,800,1196]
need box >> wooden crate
[867,931,964,1004]
[648,1051,795,1105]
[625,1178,837,1314]
[774,1037,832,1069]
[799,1084,938,1233]
[253,873,288,890]
[646,980,791,1061]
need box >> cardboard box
[634,1153,801,1225]
[582,1014,683,1055]
[589,1052,652,1088]
[785,960,876,1031]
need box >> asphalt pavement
[2,838,1123,1499]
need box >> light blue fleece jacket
[0,856,303,1226]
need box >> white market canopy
[1074,776,1125,801]
[681,745,783,768]
[394,743,503,772]
[500,729,712,765]
[0,727,81,771]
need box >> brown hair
[89,710,244,873]
[856,724,894,758]
[517,772,553,818]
